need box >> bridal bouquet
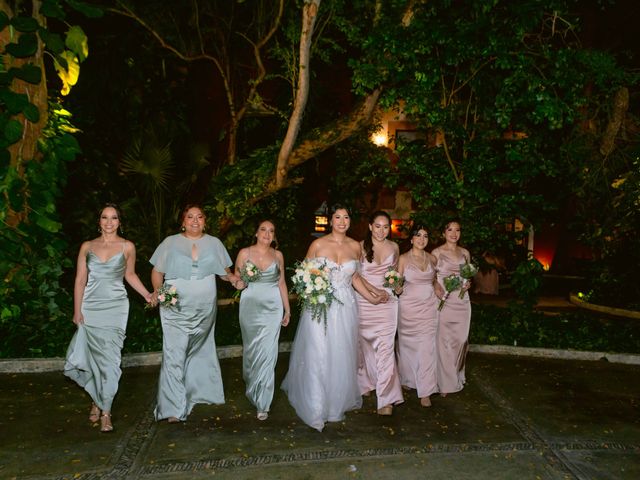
[437,274,461,311]
[147,284,180,311]
[240,259,262,284]
[458,257,478,299]
[291,258,341,330]
[383,267,404,296]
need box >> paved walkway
[2,351,639,480]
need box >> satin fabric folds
[64,251,128,412]
[356,254,404,409]
[397,263,438,398]
[155,275,224,421]
[239,262,283,413]
[150,234,232,421]
[282,259,362,432]
[436,253,471,394]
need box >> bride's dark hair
[363,210,391,263]
[329,203,351,217]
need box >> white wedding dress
[281,258,362,431]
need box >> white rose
[317,294,326,304]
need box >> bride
[282,204,387,431]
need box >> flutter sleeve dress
[150,233,232,421]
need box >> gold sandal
[89,403,100,423]
[100,412,113,433]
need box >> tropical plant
[0,0,101,357]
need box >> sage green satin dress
[239,262,283,413]
[150,234,232,421]
[64,250,128,412]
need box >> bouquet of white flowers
[291,258,341,331]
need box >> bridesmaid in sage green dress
[233,220,290,421]
[65,203,152,433]
[150,204,240,423]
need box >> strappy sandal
[89,403,100,423]
[100,412,113,433]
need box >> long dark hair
[251,219,279,249]
[363,210,391,263]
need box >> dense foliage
[1,0,101,357]
[1,0,638,357]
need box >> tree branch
[275,0,321,188]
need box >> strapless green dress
[64,251,128,411]
[239,262,283,413]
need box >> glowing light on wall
[371,131,388,147]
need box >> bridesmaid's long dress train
[356,253,404,409]
[397,263,438,398]
[282,259,362,431]
[239,262,282,413]
[64,250,128,412]
[436,253,471,394]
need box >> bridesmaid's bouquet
[437,274,461,311]
[240,260,262,284]
[458,257,478,299]
[383,267,404,296]
[291,258,341,331]
[147,284,180,311]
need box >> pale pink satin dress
[397,262,438,398]
[356,253,404,409]
[435,251,471,394]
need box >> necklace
[411,250,427,270]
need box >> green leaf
[4,119,23,143]
[11,16,40,32]
[10,64,42,84]
[65,25,88,61]
[0,148,9,174]
[35,215,62,233]
[5,33,38,57]
[0,90,29,114]
[0,71,12,86]
[23,103,40,123]
[66,0,104,18]
[39,29,65,54]
[0,11,10,31]
[41,0,66,20]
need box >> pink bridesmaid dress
[397,262,438,398]
[435,252,471,394]
[356,253,404,409]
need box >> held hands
[434,283,445,300]
[369,288,389,305]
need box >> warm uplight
[371,131,388,146]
